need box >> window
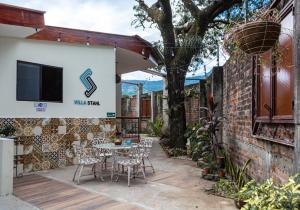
[254,8,294,122]
[17,61,63,103]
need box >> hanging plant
[225,8,281,55]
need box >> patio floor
[13,138,236,210]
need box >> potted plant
[226,9,281,55]
[0,124,16,138]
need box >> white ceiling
[116,47,157,75]
[0,23,38,38]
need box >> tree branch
[174,22,193,36]
[201,0,243,21]
[136,0,163,23]
[182,0,200,20]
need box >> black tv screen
[17,61,63,103]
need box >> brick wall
[121,84,201,127]
[223,54,295,183]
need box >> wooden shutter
[257,50,272,118]
[274,11,294,119]
[141,98,151,117]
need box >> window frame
[253,2,294,124]
[16,60,63,103]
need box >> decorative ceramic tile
[73,118,81,126]
[41,161,51,170]
[87,132,94,141]
[33,136,42,145]
[1,117,116,173]
[80,124,89,133]
[42,143,51,152]
[91,118,100,125]
[58,149,66,159]
[50,119,60,127]
[23,127,33,136]
[33,126,42,136]
[33,162,42,171]
[22,136,34,146]
[42,135,52,144]
[58,159,67,168]
[43,126,52,135]
[50,142,59,152]
[59,118,66,126]
[24,145,33,154]
[58,126,66,134]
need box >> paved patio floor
[11,138,236,210]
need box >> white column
[116,82,122,117]
[136,83,143,118]
[0,138,14,197]
[150,91,155,122]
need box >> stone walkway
[34,138,236,210]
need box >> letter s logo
[80,68,97,98]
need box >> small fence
[116,117,140,142]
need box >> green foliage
[212,154,251,199]
[0,124,16,137]
[238,174,300,210]
[185,123,211,161]
[198,97,224,159]
[149,117,163,137]
[213,178,237,199]
[224,153,251,191]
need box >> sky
[2,0,225,81]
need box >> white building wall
[0,37,116,118]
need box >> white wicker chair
[140,138,155,174]
[92,137,112,170]
[115,145,146,187]
[72,143,101,185]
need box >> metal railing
[116,117,140,141]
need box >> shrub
[0,124,16,137]
[149,117,163,137]
[238,173,300,210]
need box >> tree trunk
[166,64,187,148]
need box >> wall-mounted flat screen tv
[17,61,63,103]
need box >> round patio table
[93,143,133,181]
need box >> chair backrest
[92,137,106,146]
[131,144,146,161]
[72,143,93,160]
[140,138,153,148]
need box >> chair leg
[73,165,80,182]
[140,165,147,184]
[127,166,131,187]
[142,158,146,172]
[77,165,84,185]
[111,159,115,182]
[147,157,155,174]
[98,162,105,182]
[93,164,97,178]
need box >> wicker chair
[115,145,146,187]
[72,143,101,185]
[92,137,112,170]
[140,138,155,174]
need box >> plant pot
[202,167,210,175]
[234,199,246,209]
[234,21,281,54]
[114,140,122,145]
[218,169,225,178]
[217,156,225,169]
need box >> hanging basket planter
[233,21,281,55]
